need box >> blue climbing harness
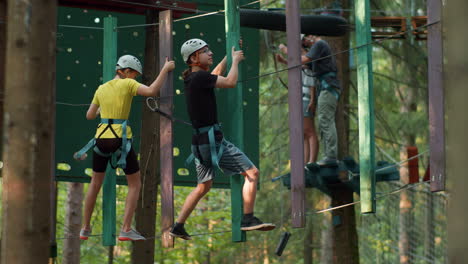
[74,118,132,169]
[185,124,224,170]
[317,72,340,100]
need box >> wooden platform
[371,16,428,40]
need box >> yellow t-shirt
[91,78,140,138]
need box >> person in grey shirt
[301,35,340,165]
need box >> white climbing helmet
[115,55,143,75]
[181,38,208,63]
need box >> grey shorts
[191,138,255,184]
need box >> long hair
[182,67,192,79]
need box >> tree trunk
[303,190,315,264]
[62,183,84,264]
[132,7,160,264]
[447,0,468,261]
[108,246,114,264]
[0,0,6,159]
[303,214,314,264]
[0,3,6,258]
[1,0,56,263]
[320,210,333,264]
[398,153,413,264]
[398,31,419,264]
[322,0,359,263]
[424,192,434,261]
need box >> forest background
[1,0,448,263]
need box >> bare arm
[302,55,312,64]
[215,47,244,89]
[86,104,100,120]
[278,43,288,54]
[211,56,227,76]
[308,85,316,111]
[275,53,288,65]
[137,58,175,97]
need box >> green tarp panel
[55,1,259,189]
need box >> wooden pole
[102,16,118,247]
[285,0,305,228]
[1,0,56,263]
[0,0,6,156]
[447,0,468,261]
[159,9,174,248]
[132,7,159,263]
[354,0,376,214]
[427,0,445,192]
[224,0,246,242]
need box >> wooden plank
[427,0,445,192]
[159,9,174,248]
[224,0,246,242]
[407,146,419,184]
[102,16,118,246]
[354,0,376,214]
[2,0,56,262]
[285,0,305,228]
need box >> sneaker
[241,216,276,231]
[169,223,192,240]
[118,229,146,241]
[80,229,92,240]
[316,157,338,166]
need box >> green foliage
[29,0,449,263]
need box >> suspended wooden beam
[411,16,428,40]
[355,0,376,213]
[58,0,196,16]
[102,16,118,247]
[285,0,305,228]
[427,0,445,192]
[225,0,246,242]
[159,9,174,248]
[370,16,406,39]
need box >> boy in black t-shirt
[170,38,275,240]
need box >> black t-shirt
[184,70,219,129]
[306,39,337,77]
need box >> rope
[114,0,260,29]
[55,229,231,240]
[145,97,192,126]
[239,20,440,84]
[348,149,429,177]
[147,20,440,104]
[56,101,90,106]
[313,180,429,214]
[58,24,103,30]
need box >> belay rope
[145,97,224,172]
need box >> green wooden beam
[354,0,376,213]
[102,16,118,246]
[225,0,246,242]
